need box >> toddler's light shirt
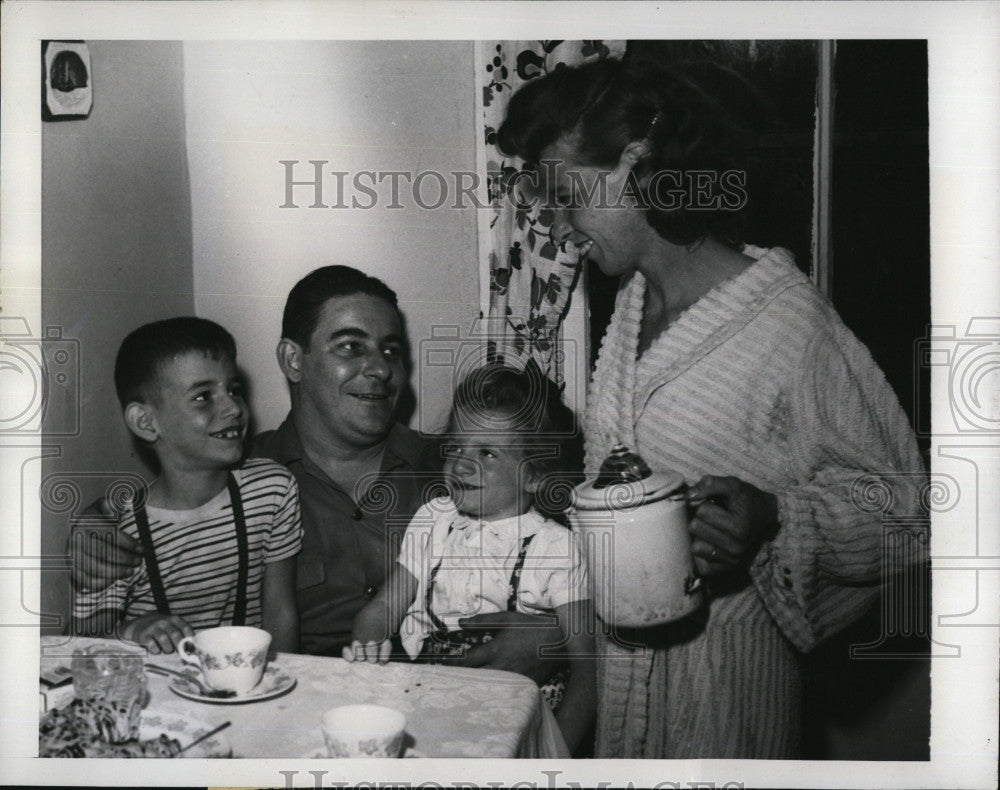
[397,496,588,659]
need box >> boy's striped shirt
[74,458,302,631]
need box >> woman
[497,57,926,758]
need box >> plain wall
[182,41,481,436]
[41,41,196,631]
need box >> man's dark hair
[281,265,400,349]
[114,317,237,408]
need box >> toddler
[344,363,595,754]
[72,317,302,654]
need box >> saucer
[167,663,296,704]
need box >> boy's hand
[342,638,391,664]
[121,613,193,655]
[68,497,143,591]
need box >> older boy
[71,317,302,654]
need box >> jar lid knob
[593,444,652,489]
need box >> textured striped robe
[585,247,925,758]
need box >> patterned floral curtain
[476,40,626,386]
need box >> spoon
[174,720,231,756]
[145,664,237,699]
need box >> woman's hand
[687,475,780,577]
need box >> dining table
[39,636,570,759]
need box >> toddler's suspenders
[132,472,250,626]
[424,526,537,630]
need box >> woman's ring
[710,547,719,560]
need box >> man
[70,266,561,676]
[257,265,430,655]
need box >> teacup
[321,704,406,758]
[177,626,271,695]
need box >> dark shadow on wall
[830,40,931,465]
[804,38,931,760]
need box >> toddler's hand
[341,638,391,665]
[121,613,193,654]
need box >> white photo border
[2,2,998,788]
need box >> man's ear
[124,402,158,443]
[618,139,652,171]
[276,338,303,384]
[524,466,543,495]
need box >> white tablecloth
[40,636,569,758]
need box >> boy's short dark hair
[114,317,237,408]
[281,265,400,350]
[448,362,584,520]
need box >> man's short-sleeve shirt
[251,416,442,656]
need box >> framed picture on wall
[42,40,92,120]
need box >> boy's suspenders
[132,498,171,617]
[132,472,250,626]
[227,473,251,626]
[424,525,537,631]
[226,472,250,625]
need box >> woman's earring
[647,109,664,138]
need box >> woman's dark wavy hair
[496,55,759,247]
[447,361,584,522]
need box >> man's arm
[262,556,299,653]
[67,498,142,591]
[553,599,596,755]
[446,610,566,684]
